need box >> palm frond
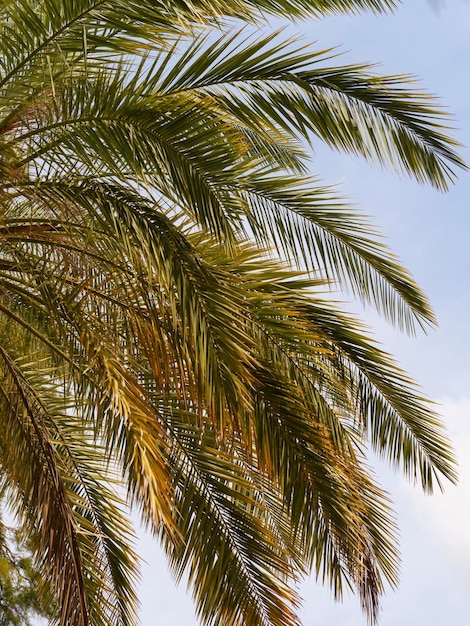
[0,338,139,626]
[151,31,465,188]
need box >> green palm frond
[149,31,465,187]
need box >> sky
[136,2,470,625]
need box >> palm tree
[0,1,465,625]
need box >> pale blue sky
[137,2,470,625]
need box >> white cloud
[400,396,470,581]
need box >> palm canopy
[0,1,464,626]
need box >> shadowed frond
[0,336,139,626]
